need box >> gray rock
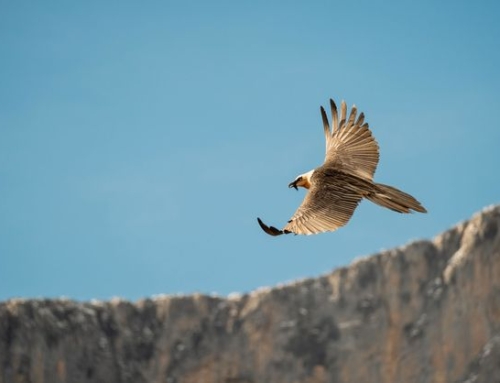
[1,205,500,383]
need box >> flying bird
[257,99,427,236]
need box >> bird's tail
[366,183,427,213]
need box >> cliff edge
[1,205,500,383]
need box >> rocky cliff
[1,205,500,383]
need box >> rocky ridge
[1,205,500,383]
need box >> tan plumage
[257,98,426,236]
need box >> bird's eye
[297,176,303,181]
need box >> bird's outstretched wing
[321,99,379,180]
[258,170,367,236]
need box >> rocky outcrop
[1,205,500,383]
[456,335,500,383]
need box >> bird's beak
[288,180,298,190]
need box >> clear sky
[1,1,499,301]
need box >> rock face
[1,206,500,383]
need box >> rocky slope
[1,205,500,383]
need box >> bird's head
[289,170,314,190]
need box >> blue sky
[1,1,499,301]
